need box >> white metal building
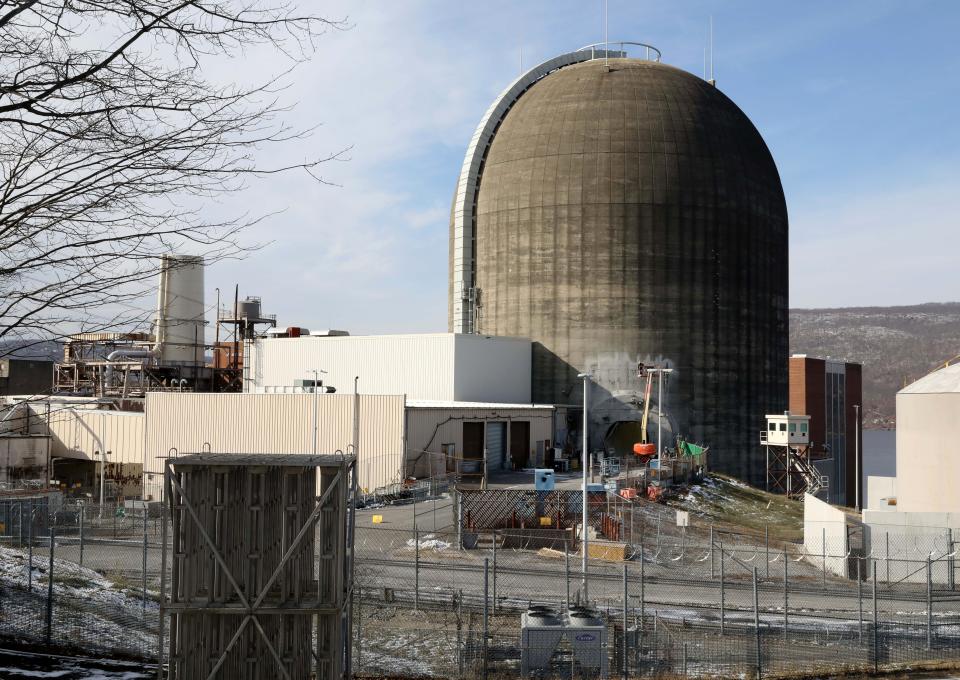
[143,393,406,499]
[245,333,532,403]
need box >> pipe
[104,348,158,387]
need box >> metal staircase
[789,449,828,497]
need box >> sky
[199,0,960,337]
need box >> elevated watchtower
[761,412,826,498]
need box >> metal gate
[485,422,507,471]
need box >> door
[510,421,530,469]
[485,422,507,471]
[463,422,484,459]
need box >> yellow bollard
[372,515,383,524]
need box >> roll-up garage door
[485,422,507,471]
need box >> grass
[665,473,804,541]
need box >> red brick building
[789,355,863,507]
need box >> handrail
[577,41,662,62]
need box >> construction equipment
[633,363,657,463]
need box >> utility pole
[578,371,591,603]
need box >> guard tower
[761,412,826,498]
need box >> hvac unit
[520,606,564,674]
[565,607,608,676]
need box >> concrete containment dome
[449,50,788,485]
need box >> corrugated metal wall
[45,408,145,464]
[405,405,554,477]
[144,393,405,498]
[247,334,458,400]
[246,333,533,403]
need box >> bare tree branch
[0,1,347,357]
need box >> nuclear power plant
[450,44,788,485]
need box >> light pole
[854,404,860,511]
[577,371,590,603]
[97,412,108,519]
[647,367,674,456]
[308,369,327,455]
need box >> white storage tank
[154,254,205,365]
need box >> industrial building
[866,363,960,518]
[141,393,556,499]
[246,333,531,403]
[789,355,863,506]
[803,362,960,583]
[0,358,52,396]
[449,44,788,486]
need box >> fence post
[356,584,363,672]
[491,529,497,611]
[885,532,890,584]
[926,555,933,650]
[482,558,489,680]
[17,502,22,548]
[822,527,827,588]
[709,525,715,578]
[948,528,955,591]
[414,528,420,610]
[27,509,33,593]
[872,562,879,673]
[753,567,761,680]
[857,558,863,643]
[655,510,661,552]
[142,509,149,616]
[682,641,688,677]
[564,539,571,609]
[622,563,629,680]
[640,541,645,632]
[765,525,770,579]
[719,538,725,635]
[783,549,788,640]
[45,525,55,643]
[78,509,85,568]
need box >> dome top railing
[577,41,661,63]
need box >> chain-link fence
[2,492,960,677]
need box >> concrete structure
[449,47,788,486]
[890,363,960,514]
[816,365,960,584]
[0,359,52,396]
[803,493,861,579]
[789,355,863,506]
[246,333,532,403]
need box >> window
[779,423,787,432]
[768,422,776,432]
[789,423,797,433]
[801,423,808,433]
